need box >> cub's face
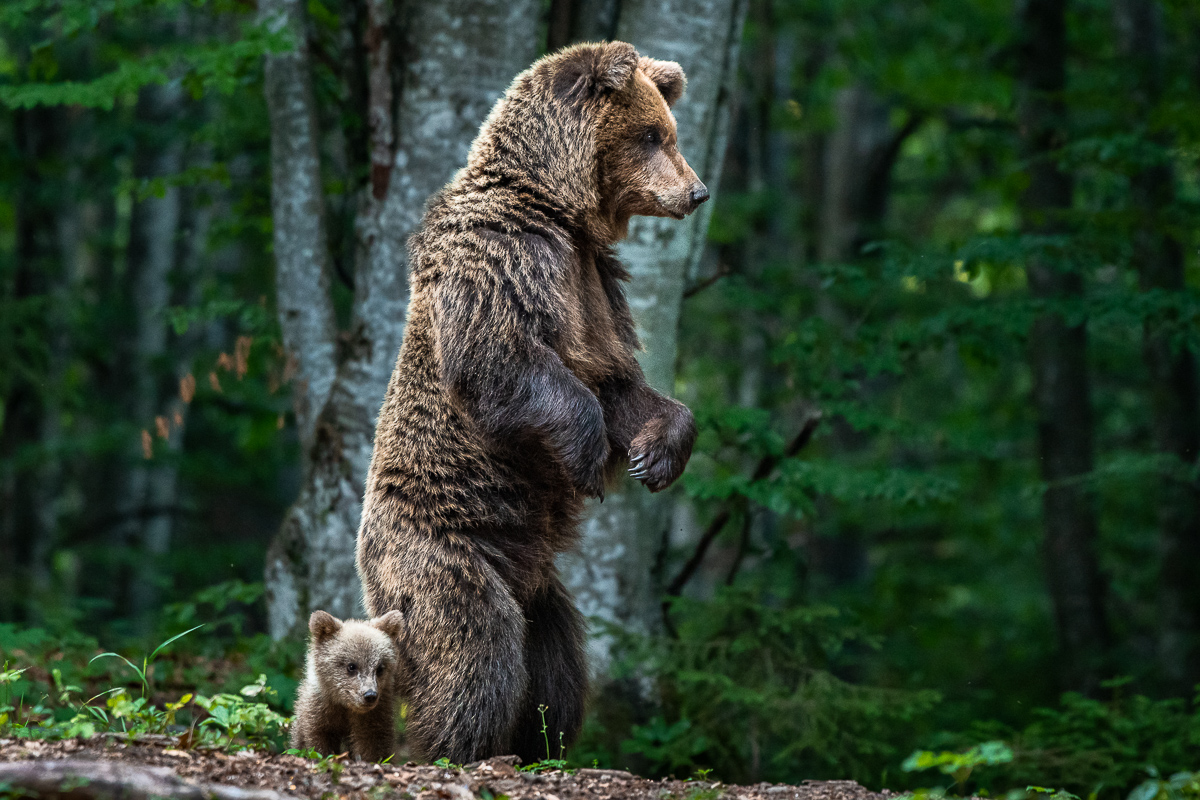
[595,57,707,227]
[308,610,404,714]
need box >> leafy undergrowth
[0,581,1196,800]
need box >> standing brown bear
[356,41,705,765]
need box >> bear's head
[307,609,404,713]
[468,41,708,243]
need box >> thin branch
[662,408,822,623]
[683,262,733,299]
[724,508,753,586]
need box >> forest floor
[0,736,898,800]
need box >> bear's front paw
[562,427,610,500]
[628,402,696,493]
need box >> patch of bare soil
[0,737,899,800]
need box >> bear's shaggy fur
[355,41,705,765]
[290,610,405,762]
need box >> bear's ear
[553,41,639,104]
[638,57,686,107]
[370,610,405,641]
[309,610,342,643]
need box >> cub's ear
[370,610,405,641]
[553,41,639,104]
[638,57,686,107]
[309,610,342,643]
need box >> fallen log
[0,758,295,800]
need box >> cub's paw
[628,402,696,493]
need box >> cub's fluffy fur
[290,610,405,762]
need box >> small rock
[767,787,792,794]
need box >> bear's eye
[376,665,385,676]
[346,663,357,675]
[642,128,661,146]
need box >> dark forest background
[1,0,1199,794]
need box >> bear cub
[290,609,405,762]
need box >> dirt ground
[0,736,900,800]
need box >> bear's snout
[362,689,378,705]
[689,182,709,208]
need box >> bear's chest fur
[554,247,623,390]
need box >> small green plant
[902,741,1014,794]
[516,705,568,773]
[0,664,28,728]
[89,624,203,698]
[1127,770,1200,800]
[285,747,348,781]
[684,785,726,800]
[434,757,463,770]
[196,674,288,750]
[1025,786,1080,800]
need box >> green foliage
[1127,771,1200,800]
[598,585,940,784]
[957,685,1200,797]
[903,741,1015,793]
[195,673,288,749]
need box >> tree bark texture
[259,0,338,454]
[560,0,749,671]
[1018,0,1110,691]
[260,0,346,636]
[1112,0,1200,688]
[263,0,542,638]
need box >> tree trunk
[259,0,339,453]
[259,0,343,636]
[560,0,749,671]
[1018,0,1109,691]
[263,0,543,638]
[1,105,62,622]
[1112,0,1200,689]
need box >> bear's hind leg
[399,535,529,764]
[510,575,587,765]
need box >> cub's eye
[643,128,661,146]
[346,663,357,676]
[376,665,385,676]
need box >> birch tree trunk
[1017,0,1109,692]
[1112,0,1200,689]
[560,0,749,671]
[263,0,542,639]
[260,0,343,636]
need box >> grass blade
[148,624,204,663]
[90,652,144,682]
